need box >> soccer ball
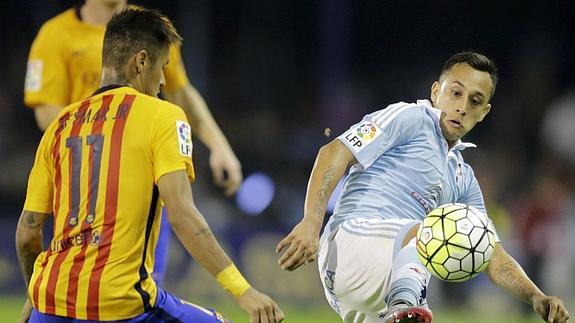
[416,203,497,282]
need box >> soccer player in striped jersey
[277,52,570,323]
[16,8,284,323]
[24,0,242,285]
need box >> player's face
[141,48,169,97]
[431,63,493,146]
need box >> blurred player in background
[277,52,570,323]
[16,7,283,323]
[23,0,242,285]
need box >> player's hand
[276,219,320,271]
[209,146,243,196]
[532,294,570,323]
[19,298,33,323]
[237,287,285,323]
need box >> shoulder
[135,94,187,120]
[36,8,77,36]
[368,101,432,128]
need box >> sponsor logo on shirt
[177,121,193,157]
[50,229,101,253]
[343,122,382,152]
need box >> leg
[153,208,171,286]
[139,288,229,323]
[384,238,431,307]
[380,237,432,323]
[318,218,417,322]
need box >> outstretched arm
[276,139,356,271]
[486,243,570,323]
[158,170,283,323]
[164,85,242,196]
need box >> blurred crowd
[0,0,574,314]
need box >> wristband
[216,264,251,298]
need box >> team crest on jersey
[177,121,193,158]
[343,122,382,152]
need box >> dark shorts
[29,288,229,323]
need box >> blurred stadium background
[1,0,574,322]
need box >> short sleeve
[24,23,70,108]
[23,130,55,214]
[152,104,195,183]
[163,45,190,93]
[337,103,422,169]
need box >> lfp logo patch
[177,121,193,157]
[356,123,378,140]
[343,122,382,152]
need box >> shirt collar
[416,99,477,151]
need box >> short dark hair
[103,7,182,70]
[440,51,498,99]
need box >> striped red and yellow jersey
[24,7,189,108]
[23,85,195,320]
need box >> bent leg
[142,288,229,323]
[318,218,418,322]
[384,237,431,308]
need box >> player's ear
[479,103,491,122]
[430,81,440,105]
[134,50,148,73]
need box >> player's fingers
[264,302,276,323]
[212,166,225,186]
[248,309,259,323]
[275,305,285,322]
[282,248,307,271]
[223,169,242,196]
[275,235,292,253]
[286,250,309,271]
[268,300,284,323]
[548,301,558,323]
[278,244,300,267]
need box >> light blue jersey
[328,99,487,233]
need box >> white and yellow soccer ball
[416,203,497,282]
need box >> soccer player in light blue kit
[277,52,570,323]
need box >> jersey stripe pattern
[24,86,195,320]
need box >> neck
[100,67,133,89]
[81,0,126,25]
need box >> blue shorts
[29,288,229,323]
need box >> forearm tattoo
[24,212,44,229]
[494,260,534,303]
[195,226,212,238]
[17,213,45,285]
[313,165,337,218]
[17,249,38,285]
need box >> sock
[385,238,430,307]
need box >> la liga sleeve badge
[176,120,193,157]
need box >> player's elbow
[15,223,42,251]
[164,201,199,230]
[318,139,356,168]
[485,243,507,280]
